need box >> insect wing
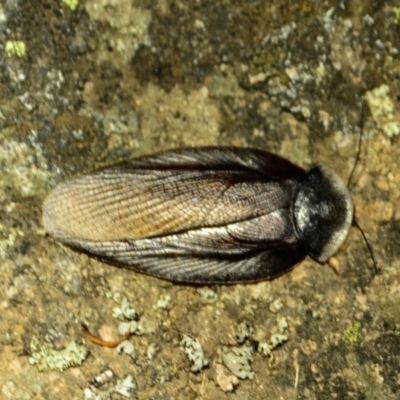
[68,238,306,283]
[130,146,305,180]
[43,147,307,283]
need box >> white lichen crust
[112,297,139,321]
[236,321,255,344]
[258,316,289,358]
[84,371,137,399]
[28,336,88,372]
[365,84,400,137]
[180,334,209,373]
[220,345,254,380]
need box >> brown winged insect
[42,146,372,284]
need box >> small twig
[81,323,130,348]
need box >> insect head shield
[293,164,354,263]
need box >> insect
[42,146,371,284]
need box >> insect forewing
[43,147,307,283]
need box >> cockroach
[42,146,376,284]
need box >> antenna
[347,102,366,188]
[352,219,381,275]
[348,100,380,276]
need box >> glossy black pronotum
[42,146,378,284]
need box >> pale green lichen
[0,224,24,260]
[365,85,400,137]
[5,40,26,57]
[181,335,209,373]
[314,61,326,85]
[220,345,254,380]
[113,374,137,397]
[269,298,283,313]
[62,0,79,11]
[112,297,155,337]
[156,294,172,310]
[197,287,218,304]
[343,321,362,344]
[112,297,139,321]
[118,320,138,336]
[84,1,151,65]
[29,336,88,372]
[392,7,400,24]
[236,321,254,344]
[0,138,51,198]
[84,372,137,399]
[258,316,289,359]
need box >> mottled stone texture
[0,0,399,399]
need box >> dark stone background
[0,0,399,399]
